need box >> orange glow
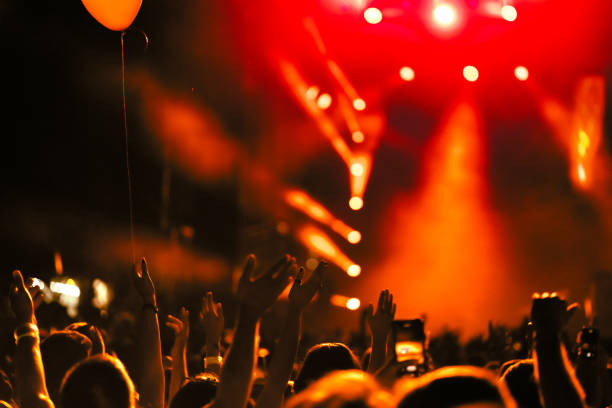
[327,59,361,103]
[353,98,366,111]
[501,5,517,22]
[349,196,363,210]
[317,93,333,110]
[578,163,587,183]
[347,230,362,244]
[364,7,383,24]
[297,225,360,275]
[352,131,365,143]
[305,85,319,100]
[433,4,457,27]
[514,66,529,81]
[463,66,479,82]
[400,66,415,82]
[330,294,361,310]
[54,252,64,275]
[81,0,141,31]
[371,102,516,335]
[285,189,361,243]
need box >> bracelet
[14,323,39,345]
[142,303,159,314]
[203,356,223,369]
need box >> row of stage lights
[363,1,518,26]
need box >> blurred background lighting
[514,66,529,81]
[347,264,362,277]
[346,297,361,310]
[433,3,457,27]
[352,98,366,111]
[352,131,364,143]
[399,66,415,81]
[347,230,362,244]
[501,5,517,22]
[316,93,332,109]
[349,196,363,210]
[463,65,479,82]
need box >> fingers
[266,254,292,280]
[295,267,305,284]
[239,254,256,288]
[309,261,326,288]
[391,303,397,318]
[216,302,223,319]
[366,303,374,319]
[141,258,152,282]
[12,270,26,291]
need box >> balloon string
[121,31,136,265]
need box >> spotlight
[352,131,365,143]
[501,5,517,22]
[347,264,362,277]
[349,196,363,210]
[352,98,366,111]
[462,65,479,82]
[347,230,362,244]
[350,163,364,177]
[364,7,383,24]
[514,66,528,81]
[433,3,457,27]
[316,93,332,109]
[399,66,415,81]
[346,297,361,310]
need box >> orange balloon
[82,0,142,31]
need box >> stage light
[577,163,586,183]
[352,98,366,111]
[514,66,528,81]
[364,7,383,24]
[305,85,319,100]
[433,3,457,27]
[350,163,364,177]
[346,297,361,310]
[316,93,332,110]
[306,257,319,270]
[347,230,362,244]
[54,252,64,275]
[349,196,363,210]
[347,264,362,277]
[352,131,365,143]
[501,5,517,22]
[463,65,479,82]
[400,66,415,81]
[578,130,590,157]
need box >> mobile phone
[577,327,598,360]
[392,319,426,364]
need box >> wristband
[203,356,223,369]
[142,303,159,314]
[14,323,39,345]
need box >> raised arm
[531,293,586,408]
[366,289,396,373]
[200,292,224,375]
[133,258,165,408]
[212,254,296,408]
[255,262,325,408]
[166,308,189,406]
[10,270,54,408]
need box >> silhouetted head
[500,360,542,408]
[60,354,136,408]
[294,343,361,393]
[395,366,515,408]
[287,370,392,408]
[169,373,219,408]
[65,321,106,354]
[40,330,92,402]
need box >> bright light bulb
[352,98,366,111]
[346,297,361,310]
[463,65,479,82]
[347,230,362,244]
[350,163,364,177]
[352,131,365,143]
[364,7,383,24]
[433,4,457,27]
[514,66,528,81]
[316,93,332,110]
[400,66,415,81]
[501,5,517,22]
[347,264,361,277]
[349,196,363,210]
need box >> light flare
[297,225,361,276]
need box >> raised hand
[25,278,45,310]
[167,307,190,347]
[366,289,397,340]
[10,270,35,325]
[288,262,325,312]
[133,257,156,305]
[237,254,297,318]
[531,292,578,334]
[201,291,224,354]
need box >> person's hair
[294,343,361,393]
[40,330,92,402]
[395,366,515,408]
[169,373,219,408]
[65,321,106,354]
[287,370,392,408]
[500,359,542,408]
[60,354,136,408]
